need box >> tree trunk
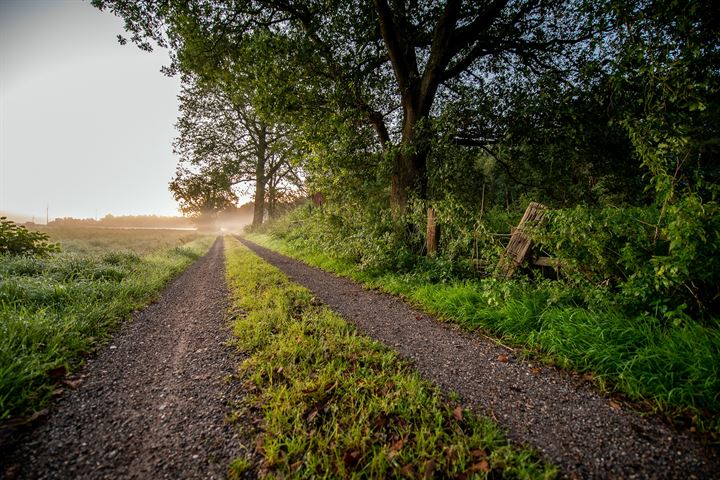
[252,125,268,226]
[253,180,265,225]
[389,103,429,216]
[268,183,276,219]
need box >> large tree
[169,164,238,226]
[173,76,303,225]
[94,0,602,217]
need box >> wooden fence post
[426,207,440,256]
[497,202,547,277]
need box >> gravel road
[1,237,245,479]
[240,238,720,480]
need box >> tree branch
[373,0,416,95]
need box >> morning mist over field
[0,0,181,221]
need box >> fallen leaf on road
[3,463,20,479]
[498,354,509,363]
[470,448,488,459]
[445,446,458,465]
[470,460,490,473]
[380,381,395,396]
[373,414,389,429]
[400,464,414,477]
[307,408,319,422]
[255,435,265,454]
[452,406,463,421]
[389,438,404,453]
[609,401,621,411]
[64,379,83,389]
[343,449,361,468]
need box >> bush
[531,205,719,323]
[0,217,59,257]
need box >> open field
[34,226,202,255]
[0,226,213,421]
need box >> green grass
[0,228,214,421]
[224,237,556,479]
[246,232,720,433]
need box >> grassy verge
[0,232,214,421]
[246,232,720,433]
[224,236,556,479]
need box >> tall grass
[37,226,202,255]
[224,237,556,479]
[0,229,213,420]
[247,232,720,432]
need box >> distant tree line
[49,214,194,228]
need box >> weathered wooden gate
[498,202,547,277]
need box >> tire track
[2,237,245,479]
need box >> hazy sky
[0,0,183,221]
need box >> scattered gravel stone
[1,238,248,479]
[241,238,720,479]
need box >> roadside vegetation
[224,237,555,479]
[96,0,719,436]
[247,210,720,434]
[0,222,213,421]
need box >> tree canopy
[171,76,303,224]
[94,0,720,315]
[94,0,605,210]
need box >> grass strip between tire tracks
[224,236,556,479]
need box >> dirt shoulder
[240,238,719,479]
[1,237,245,480]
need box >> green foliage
[224,237,556,478]
[252,204,415,275]
[608,0,720,319]
[0,217,59,257]
[0,229,213,420]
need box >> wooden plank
[498,202,547,277]
[532,256,565,268]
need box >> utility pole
[46,205,49,226]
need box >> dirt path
[240,238,720,480]
[1,238,243,480]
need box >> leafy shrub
[254,203,419,274]
[0,217,59,257]
[531,205,719,323]
[257,196,719,323]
